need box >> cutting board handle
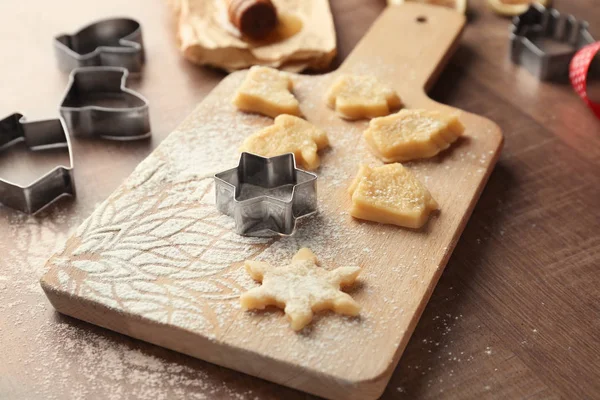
[338,3,466,97]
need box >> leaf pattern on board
[47,167,274,337]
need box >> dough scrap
[364,109,464,162]
[240,248,361,331]
[325,74,402,120]
[233,66,301,118]
[239,114,329,170]
[348,164,439,229]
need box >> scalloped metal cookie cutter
[510,3,595,81]
[54,18,144,74]
[60,66,151,140]
[0,114,75,214]
[214,152,317,237]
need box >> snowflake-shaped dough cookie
[233,66,301,118]
[240,248,361,331]
[325,74,402,120]
[364,109,464,162]
[348,164,439,229]
[239,114,329,170]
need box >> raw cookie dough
[348,164,439,229]
[233,66,301,118]
[168,0,337,72]
[364,109,464,162]
[325,74,402,120]
[240,248,361,331]
[239,114,329,170]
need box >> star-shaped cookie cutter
[54,18,144,74]
[59,66,151,140]
[214,152,317,237]
[0,113,75,214]
[510,3,595,81]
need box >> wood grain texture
[39,4,502,400]
[1,0,599,399]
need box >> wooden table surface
[0,0,598,399]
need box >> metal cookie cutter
[54,18,144,74]
[60,67,151,140]
[0,114,75,214]
[510,3,595,81]
[214,152,317,237]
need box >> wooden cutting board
[41,4,503,400]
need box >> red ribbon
[570,42,600,119]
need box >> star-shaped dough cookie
[325,74,402,120]
[364,109,464,162]
[240,248,361,331]
[348,164,439,229]
[239,114,329,170]
[233,66,301,118]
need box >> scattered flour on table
[0,151,273,400]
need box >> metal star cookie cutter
[214,152,318,237]
[0,113,75,214]
[510,3,595,81]
[60,66,151,140]
[54,18,144,74]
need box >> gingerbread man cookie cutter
[214,152,317,237]
[54,18,144,74]
[510,3,595,81]
[0,114,75,214]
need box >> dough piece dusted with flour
[364,109,464,162]
[325,74,402,120]
[348,164,439,229]
[240,248,361,331]
[233,66,301,118]
[239,114,329,170]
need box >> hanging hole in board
[417,16,427,23]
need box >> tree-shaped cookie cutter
[59,66,151,140]
[0,114,75,214]
[214,152,317,237]
[510,3,595,81]
[54,18,144,74]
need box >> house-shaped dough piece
[364,109,464,162]
[325,74,402,120]
[233,66,301,118]
[239,114,329,170]
[348,164,439,229]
